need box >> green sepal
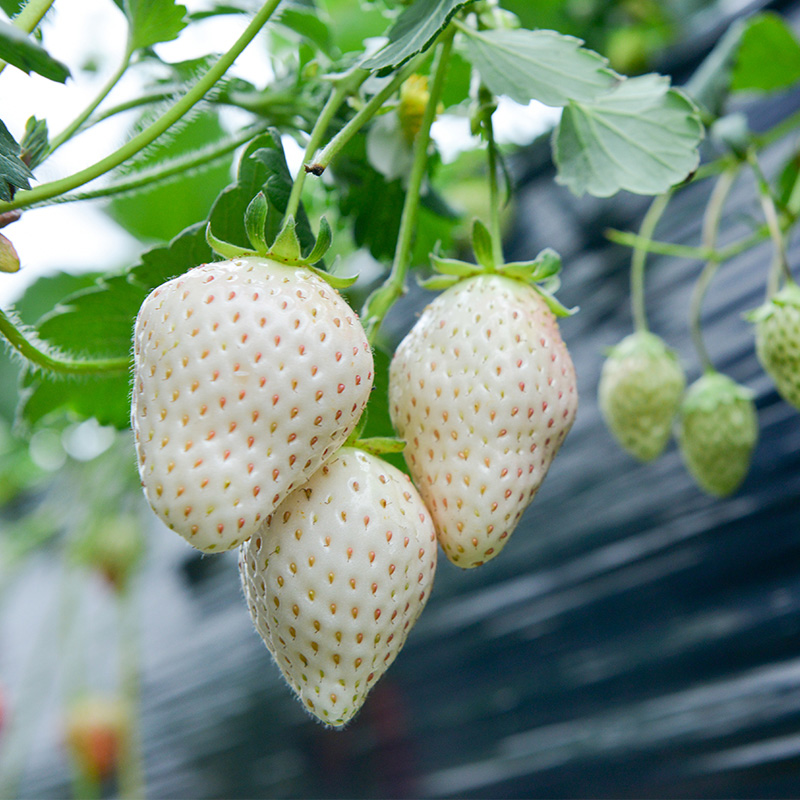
[269,215,303,263]
[299,215,332,266]
[306,263,358,290]
[471,218,496,269]
[352,436,407,456]
[532,283,578,317]
[244,191,270,254]
[205,223,258,259]
[500,247,562,282]
[418,274,461,291]
[430,253,481,278]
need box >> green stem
[48,50,133,155]
[117,584,146,800]
[689,166,739,372]
[313,53,428,172]
[284,69,369,221]
[0,0,56,75]
[53,123,268,206]
[362,27,455,342]
[748,148,793,292]
[479,88,504,267]
[0,0,282,213]
[0,308,131,374]
[629,192,672,333]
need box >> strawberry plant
[2,0,800,792]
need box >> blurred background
[3,0,800,797]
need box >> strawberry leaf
[124,0,188,52]
[731,12,800,94]
[362,0,470,74]
[461,28,616,107]
[0,21,70,83]
[554,73,703,198]
[0,120,32,202]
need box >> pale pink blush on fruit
[131,257,374,553]
[239,447,438,727]
[389,275,577,568]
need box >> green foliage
[123,0,188,52]
[730,12,800,94]
[0,21,70,82]
[0,119,31,201]
[364,0,470,73]
[460,28,616,107]
[554,74,703,197]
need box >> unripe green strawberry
[389,274,577,569]
[676,372,758,497]
[753,282,800,410]
[132,256,374,553]
[239,447,437,727]
[598,331,685,461]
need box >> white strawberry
[389,274,577,568]
[239,447,438,727]
[131,256,374,553]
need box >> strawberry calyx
[420,219,576,316]
[205,191,357,290]
[746,279,800,323]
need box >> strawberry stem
[689,165,739,372]
[0,0,284,213]
[629,191,672,333]
[284,69,370,222]
[0,307,131,375]
[362,26,456,342]
[477,86,505,268]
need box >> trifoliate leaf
[554,73,703,198]
[731,12,800,94]
[0,21,70,83]
[461,28,616,107]
[125,0,188,52]
[362,0,470,74]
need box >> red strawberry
[131,256,373,553]
[239,447,438,727]
[389,274,577,568]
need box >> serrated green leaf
[125,0,188,52]
[0,120,31,202]
[0,21,70,83]
[244,191,270,253]
[276,1,334,55]
[462,28,616,107]
[731,12,800,94]
[471,218,495,269]
[362,0,469,74]
[554,73,703,198]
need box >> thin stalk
[362,27,455,342]
[284,69,369,221]
[47,50,132,155]
[481,96,505,267]
[0,308,131,374]
[313,52,428,172]
[689,166,739,372]
[629,192,672,332]
[53,123,268,205]
[748,148,793,293]
[0,0,56,76]
[0,0,282,213]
